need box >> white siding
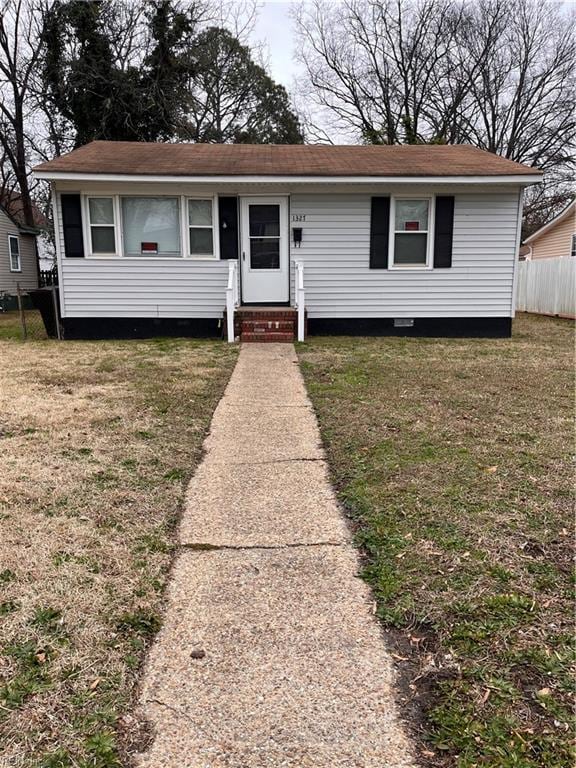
[55,183,521,319]
[290,191,520,318]
[61,259,230,318]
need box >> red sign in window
[405,221,420,231]
[141,242,158,253]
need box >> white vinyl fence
[516,256,575,318]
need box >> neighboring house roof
[33,141,542,180]
[0,191,47,232]
[524,199,576,245]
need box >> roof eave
[0,202,41,233]
[33,170,543,185]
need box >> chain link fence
[0,282,61,341]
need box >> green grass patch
[298,314,575,767]
[115,609,162,638]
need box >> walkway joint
[180,540,348,553]
[207,456,324,467]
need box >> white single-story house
[33,142,541,341]
[522,199,575,261]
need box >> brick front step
[237,309,297,319]
[224,307,305,342]
[241,332,295,343]
[242,320,296,333]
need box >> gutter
[33,171,544,185]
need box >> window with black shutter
[61,194,84,258]
[218,197,239,259]
[433,196,455,268]
[370,197,390,269]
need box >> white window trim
[8,234,21,272]
[80,194,221,259]
[388,195,436,270]
[83,195,120,257]
[186,196,219,259]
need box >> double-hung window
[8,235,21,271]
[391,198,432,268]
[188,198,215,258]
[87,197,117,254]
[122,197,180,256]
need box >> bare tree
[293,0,468,144]
[294,0,576,225]
[0,0,44,226]
[457,0,575,228]
[457,1,575,165]
[105,0,149,72]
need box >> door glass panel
[249,205,279,237]
[250,238,280,269]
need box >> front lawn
[298,314,574,768]
[0,334,237,766]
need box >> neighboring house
[33,142,541,340]
[0,193,42,302]
[522,199,576,260]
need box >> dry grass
[298,314,575,768]
[0,329,237,767]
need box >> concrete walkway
[136,344,415,768]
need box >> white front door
[240,197,289,303]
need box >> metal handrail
[225,261,238,342]
[295,260,305,342]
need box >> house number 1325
[292,214,306,222]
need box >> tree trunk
[14,98,34,227]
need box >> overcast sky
[250,1,302,90]
[249,1,353,143]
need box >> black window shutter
[218,197,239,259]
[433,196,455,268]
[370,197,390,269]
[61,194,84,258]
